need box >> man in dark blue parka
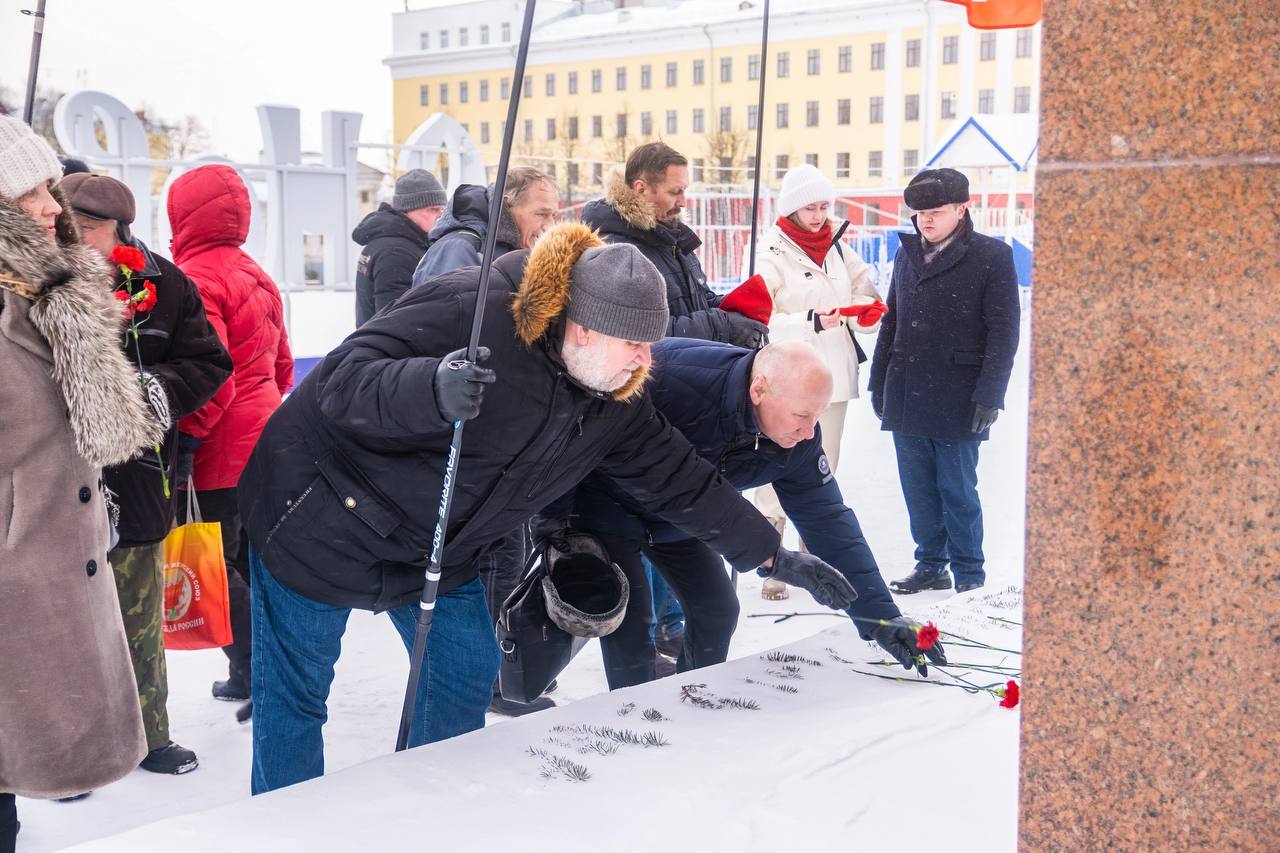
[869,168,1020,594]
[569,339,944,689]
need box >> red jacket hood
[168,164,251,263]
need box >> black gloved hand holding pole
[869,615,949,676]
[433,346,496,423]
[722,310,770,350]
[971,403,999,433]
[760,547,858,610]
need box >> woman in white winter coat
[745,164,883,599]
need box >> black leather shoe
[140,741,199,775]
[212,678,250,702]
[955,580,985,593]
[488,695,555,717]
[888,566,953,594]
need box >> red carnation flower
[996,680,1020,709]
[136,281,158,312]
[916,622,940,651]
[109,245,146,272]
[113,289,130,303]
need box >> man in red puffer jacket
[168,164,294,707]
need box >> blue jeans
[646,557,685,642]
[892,433,985,585]
[248,547,499,795]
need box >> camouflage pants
[108,542,169,751]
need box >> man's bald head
[749,342,834,448]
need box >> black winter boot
[488,694,555,717]
[888,564,953,594]
[140,741,199,775]
[212,676,250,702]
[1,793,17,853]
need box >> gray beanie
[393,168,447,211]
[0,115,63,200]
[566,244,669,343]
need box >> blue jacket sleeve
[411,235,482,288]
[973,243,1021,409]
[772,435,901,637]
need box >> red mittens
[719,274,773,325]
[836,299,889,327]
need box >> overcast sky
[1,0,410,164]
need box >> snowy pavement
[20,318,1030,851]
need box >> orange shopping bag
[162,479,233,650]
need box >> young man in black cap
[353,168,447,326]
[868,168,1020,594]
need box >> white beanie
[777,164,835,218]
[0,114,64,200]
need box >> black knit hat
[904,168,970,211]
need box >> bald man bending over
[563,338,942,690]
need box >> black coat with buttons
[237,230,780,613]
[868,214,1020,441]
[103,241,232,547]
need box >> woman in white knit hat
[743,163,882,599]
[0,115,163,844]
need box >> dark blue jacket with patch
[572,338,900,636]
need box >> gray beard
[562,336,629,393]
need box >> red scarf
[777,216,833,268]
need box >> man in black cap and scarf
[868,168,1021,595]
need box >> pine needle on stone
[617,702,637,717]
[642,708,669,722]
[762,651,823,667]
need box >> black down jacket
[353,203,431,326]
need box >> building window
[719,106,732,132]
[1016,28,1033,58]
[973,89,992,115]
[459,81,469,103]
[747,104,758,131]
[777,51,790,78]
[666,62,678,87]
[1014,85,1031,113]
[439,83,448,104]
[980,32,996,61]
[720,57,733,83]
[691,159,704,183]
[568,162,579,187]
[439,29,449,49]
[479,79,489,101]
[480,122,490,144]
[641,111,653,136]
[805,100,819,127]
[545,74,555,96]
[666,110,678,134]
[592,115,602,137]
[480,24,489,45]
[616,66,627,91]
[546,118,556,140]
[806,49,820,75]
[523,75,533,98]
[501,77,510,98]
[746,156,756,180]
[775,102,789,128]
[692,108,705,133]
[419,32,429,51]
[591,69,602,93]
[837,98,850,125]
[868,150,883,178]
[568,116,579,139]
[866,204,881,226]
[459,27,468,47]
[836,152,850,179]
[748,54,760,80]
[905,38,920,67]
[870,42,885,70]
[869,96,883,124]
[941,91,957,119]
[805,153,818,167]
[838,45,852,73]
[903,149,919,176]
[523,119,532,143]
[501,22,511,42]
[942,35,958,64]
[641,64,652,89]
[904,94,919,121]
[774,154,789,179]
[616,113,627,138]
[419,84,429,106]
[693,59,705,85]
[568,72,578,94]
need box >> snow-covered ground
[19,315,1030,851]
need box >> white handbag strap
[186,476,203,525]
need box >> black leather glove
[870,616,948,676]
[761,547,858,610]
[433,346,496,423]
[871,393,884,420]
[721,311,769,350]
[971,403,999,433]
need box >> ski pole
[394,0,539,753]
[21,1,48,125]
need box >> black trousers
[1,792,16,853]
[178,487,251,686]
[596,534,740,690]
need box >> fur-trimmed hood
[603,166,658,232]
[509,221,650,402]
[0,187,166,467]
[583,167,701,256]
